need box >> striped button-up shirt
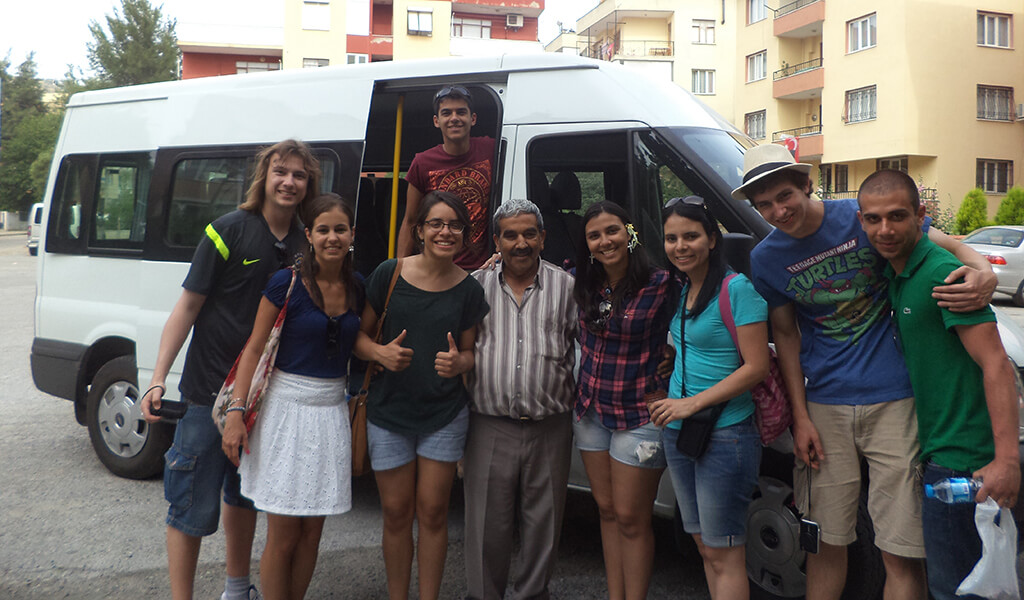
[469,259,577,419]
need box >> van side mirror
[722,232,755,276]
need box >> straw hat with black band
[731,143,813,202]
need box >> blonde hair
[240,139,322,213]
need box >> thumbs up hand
[378,329,414,372]
[435,332,463,378]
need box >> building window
[302,58,330,68]
[746,51,767,82]
[452,17,491,39]
[745,111,766,140]
[302,0,330,31]
[978,85,1014,121]
[835,164,849,192]
[848,13,877,53]
[236,60,281,74]
[691,69,715,95]
[347,53,368,64]
[748,0,766,24]
[692,19,715,44]
[845,86,877,123]
[408,8,433,36]
[877,157,908,172]
[977,159,1013,193]
[978,12,1011,48]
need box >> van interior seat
[542,171,583,267]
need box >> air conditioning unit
[506,14,524,28]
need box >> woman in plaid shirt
[572,201,678,600]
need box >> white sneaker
[220,585,262,600]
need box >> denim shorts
[662,417,761,547]
[572,407,666,469]
[367,405,470,471]
[164,403,255,537]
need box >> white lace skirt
[239,369,351,516]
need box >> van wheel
[28,247,37,256]
[747,478,885,600]
[86,356,172,479]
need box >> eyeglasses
[434,85,471,101]
[665,195,707,209]
[274,240,290,268]
[423,219,466,234]
[326,317,341,357]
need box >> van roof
[66,54,732,133]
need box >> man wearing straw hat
[734,144,996,600]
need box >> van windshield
[653,127,754,194]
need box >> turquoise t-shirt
[668,273,767,429]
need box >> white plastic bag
[956,497,1020,599]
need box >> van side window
[167,157,251,246]
[47,155,94,254]
[91,154,154,249]
[633,133,695,268]
[526,131,630,267]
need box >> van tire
[28,247,37,256]
[86,356,172,479]
[747,479,885,600]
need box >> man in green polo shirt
[856,168,1020,600]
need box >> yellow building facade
[551,0,1024,215]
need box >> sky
[2,0,598,81]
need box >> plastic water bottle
[923,477,982,503]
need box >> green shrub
[954,188,990,235]
[994,186,1024,225]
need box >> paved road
[0,235,707,599]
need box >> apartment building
[180,0,543,78]
[550,0,1024,214]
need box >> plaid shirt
[576,269,675,430]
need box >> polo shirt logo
[903,307,911,314]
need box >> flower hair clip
[625,223,641,252]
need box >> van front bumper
[31,338,86,402]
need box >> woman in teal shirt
[648,197,769,600]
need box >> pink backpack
[718,274,793,445]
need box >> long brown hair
[240,139,322,213]
[300,193,362,313]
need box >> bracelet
[225,406,246,415]
[228,398,246,407]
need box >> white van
[29,54,1024,600]
[26,202,43,255]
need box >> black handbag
[672,301,725,459]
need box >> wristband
[225,406,246,415]
[228,398,246,407]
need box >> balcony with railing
[773,124,822,159]
[579,39,674,61]
[774,0,825,38]
[773,57,823,100]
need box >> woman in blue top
[223,193,363,600]
[648,197,769,600]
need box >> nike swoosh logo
[243,258,260,265]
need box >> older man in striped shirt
[464,198,578,600]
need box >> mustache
[507,248,533,257]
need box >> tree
[954,188,990,235]
[87,0,179,87]
[994,187,1024,226]
[0,55,57,214]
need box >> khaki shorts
[794,397,925,558]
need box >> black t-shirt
[364,258,489,434]
[178,209,306,405]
